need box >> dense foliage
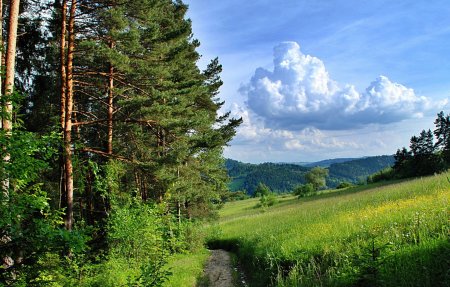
[0,0,240,285]
[293,183,314,197]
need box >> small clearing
[203,249,234,287]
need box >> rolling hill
[211,172,450,286]
[225,155,395,194]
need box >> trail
[203,249,243,287]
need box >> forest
[0,0,241,285]
[225,155,395,194]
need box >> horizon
[185,0,450,163]
[225,153,394,165]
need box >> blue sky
[185,0,450,163]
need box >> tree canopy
[305,167,329,190]
[0,0,241,284]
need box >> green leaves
[305,167,329,191]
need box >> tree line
[369,111,450,183]
[392,111,449,178]
[0,0,240,285]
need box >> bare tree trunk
[0,0,3,128]
[107,41,115,155]
[0,0,4,186]
[0,0,9,271]
[2,0,20,198]
[64,0,76,231]
[60,0,67,130]
[177,167,181,227]
[59,0,67,209]
[1,0,20,271]
[3,0,20,131]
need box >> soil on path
[203,249,235,287]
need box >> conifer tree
[434,111,450,163]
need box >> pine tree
[434,111,450,164]
[393,147,412,177]
[410,129,440,176]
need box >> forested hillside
[226,155,394,193]
[303,157,358,167]
[226,159,309,194]
[327,155,395,185]
[0,0,240,285]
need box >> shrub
[105,202,173,286]
[257,193,278,208]
[222,191,250,202]
[254,183,271,197]
[293,183,315,198]
[367,167,395,183]
[336,181,353,189]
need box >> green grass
[209,172,450,287]
[163,249,210,287]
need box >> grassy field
[208,172,450,286]
[163,249,210,287]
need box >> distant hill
[225,159,309,195]
[304,158,359,168]
[225,155,395,194]
[327,155,395,185]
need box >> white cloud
[229,104,270,143]
[224,108,427,163]
[230,105,361,155]
[240,41,448,130]
[283,127,360,151]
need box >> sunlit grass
[211,172,450,286]
[163,249,210,287]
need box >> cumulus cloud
[240,42,447,130]
[229,104,360,153]
[283,127,361,151]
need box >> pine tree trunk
[0,0,4,189]
[60,0,67,130]
[64,0,76,231]
[2,0,20,197]
[59,0,67,209]
[107,41,114,155]
[0,0,3,127]
[3,0,20,130]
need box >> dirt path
[203,249,235,287]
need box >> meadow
[208,172,450,286]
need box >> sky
[184,0,450,163]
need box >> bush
[222,190,250,202]
[254,183,271,197]
[336,182,353,189]
[0,130,91,285]
[104,202,174,286]
[293,183,315,198]
[257,193,278,208]
[367,167,395,183]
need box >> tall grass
[209,172,450,286]
[162,250,210,287]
